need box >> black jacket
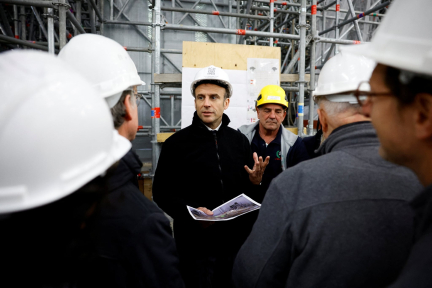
[302,129,323,159]
[233,122,422,288]
[153,112,260,287]
[88,149,184,288]
[388,184,432,288]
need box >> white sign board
[246,58,280,123]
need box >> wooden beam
[157,132,175,142]
[286,127,298,135]
[280,74,310,82]
[154,73,182,83]
[153,73,310,84]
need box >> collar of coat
[317,121,378,156]
[106,149,142,191]
[192,111,231,133]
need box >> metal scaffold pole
[308,0,317,136]
[13,5,18,39]
[297,0,306,136]
[335,0,339,54]
[58,0,66,49]
[152,0,162,174]
[47,6,55,54]
[269,0,274,46]
[76,0,82,32]
[346,0,362,42]
[20,6,26,41]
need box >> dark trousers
[179,250,235,288]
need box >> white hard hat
[58,34,145,108]
[0,50,131,214]
[341,0,432,77]
[314,52,376,103]
[190,65,233,98]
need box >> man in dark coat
[87,81,184,288]
[302,120,323,159]
[233,53,422,288]
[341,0,432,286]
[59,34,184,288]
[153,65,267,288]
[88,146,184,288]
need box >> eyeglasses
[131,87,142,107]
[353,81,393,106]
[135,93,142,107]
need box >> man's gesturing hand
[244,152,270,185]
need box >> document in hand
[187,194,261,221]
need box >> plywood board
[183,41,281,70]
[138,178,152,201]
[286,127,298,135]
[154,73,182,83]
[157,132,175,142]
[153,73,309,83]
[281,74,311,82]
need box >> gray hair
[316,96,361,117]
[110,90,135,129]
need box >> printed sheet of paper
[187,194,261,221]
[246,58,280,123]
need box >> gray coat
[233,121,422,288]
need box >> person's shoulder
[121,190,171,231]
[270,153,334,198]
[280,126,299,145]
[238,122,256,134]
[105,184,164,217]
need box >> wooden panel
[154,73,182,83]
[183,41,281,70]
[153,73,308,84]
[281,74,311,82]
[157,132,175,142]
[182,42,216,68]
[138,178,152,201]
[286,127,298,135]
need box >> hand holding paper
[187,194,261,221]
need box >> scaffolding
[0,0,386,176]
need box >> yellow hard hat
[256,85,288,108]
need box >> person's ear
[123,94,133,121]
[413,93,432,140]
[224,97,230,110]
[317,108,328,134]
